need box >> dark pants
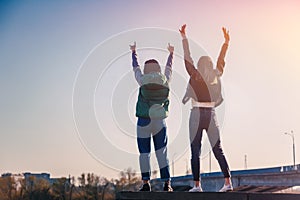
[137,117,170,181]
[189,107,231,181]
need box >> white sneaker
[189,186,203,192]
[219,184,233,192]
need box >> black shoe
[139,183,151,191]
[163,182,173,192]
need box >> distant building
[23,172,50,179]
[0,173,24,190]
[1,172,70,190]
[23,172,70,185]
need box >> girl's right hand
[179,24,187,37]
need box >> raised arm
[216,27,230,76]
[179,24,198,78]
[130,42,143,85]
[165,43,174,81]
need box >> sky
[1,0,300,180]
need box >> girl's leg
[152,123,170,181]
[207,110,232,191]
[189,108,203,183]
[137,118,152,180]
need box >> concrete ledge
[116,191,300,200]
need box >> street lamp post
[209,151,211,173]
[185,158,189,175]
[172,153,177,177]
[284,130,296,170]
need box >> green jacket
[136,73,170,119]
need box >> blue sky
[1,0,300,179]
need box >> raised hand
[222,27,230,44]
[167,43,174,53]
[179,24,187,37]
[129,41,136,51]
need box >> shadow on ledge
[116,191,300,200]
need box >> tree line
[0,168,142,200]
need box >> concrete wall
[203,171,300,192]
[151,170,300,192]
